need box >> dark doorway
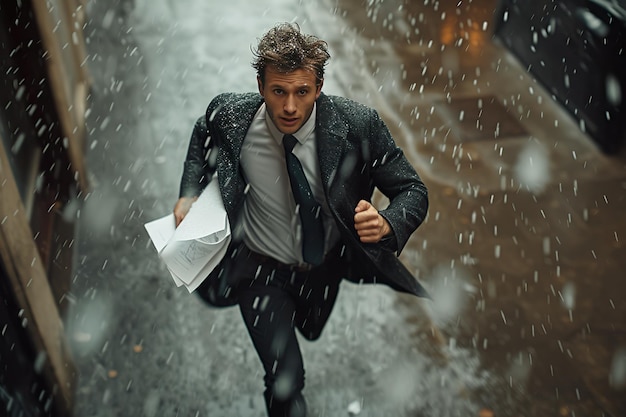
[0,263,56,417]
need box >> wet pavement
[67,0,626,416]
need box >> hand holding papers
[144,180,230,292]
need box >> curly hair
[252,23,330,86]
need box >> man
[174,23,428,417]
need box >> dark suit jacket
[179,92,429,317]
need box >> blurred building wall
[494,0,626,154]
[0,0,90,415]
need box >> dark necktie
[283,134,325,265]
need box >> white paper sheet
[144,214,176,252]
[144,180,230,292]
[161,218,230,285]
[173,181,229,241]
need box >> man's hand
[354,200,391,243]
[173,196,198,227]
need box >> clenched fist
[353,200,391,243]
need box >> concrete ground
[66,0,626,416]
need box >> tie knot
[283,134,298,153]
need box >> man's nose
[284,95,296,113]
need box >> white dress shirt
[240,103,339,265]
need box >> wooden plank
[0,138,75,416]
[65,0,91,85]
[30,0,89,192]
[62,0,91,153]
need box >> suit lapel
[315,94,349,196]
[213,93,264,214]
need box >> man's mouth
[281,117,299,126]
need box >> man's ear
[315,79,324,99]
[257,76,264,96]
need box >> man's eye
[274,89,284,95]
[298,90,308,95]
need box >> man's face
[257,66,323,135]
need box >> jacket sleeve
[178,116,212,198]
[367,109,428,254]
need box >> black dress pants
[231,243,341,417]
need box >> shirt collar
[264,102,317,145]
